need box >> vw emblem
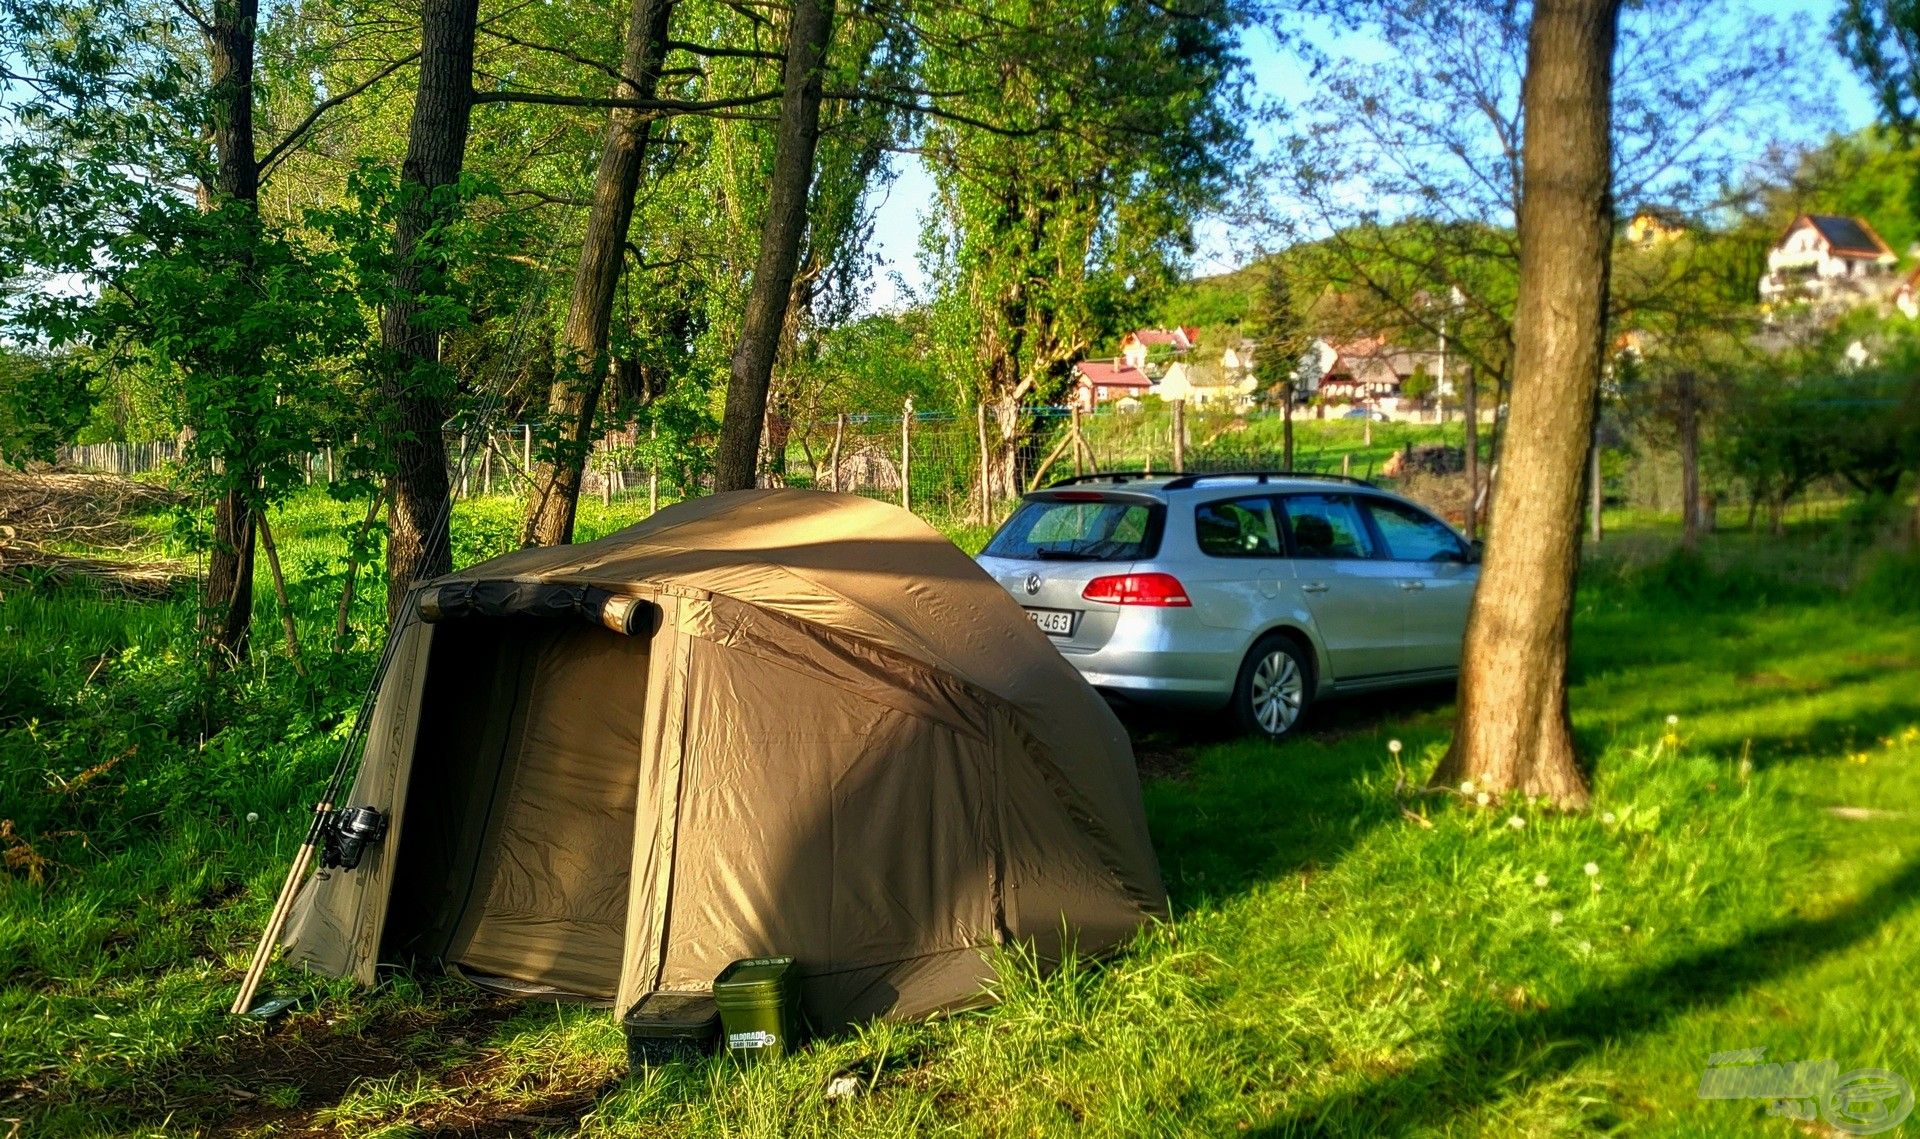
[1024,573,1042,595]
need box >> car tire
[1233,634,1314,741]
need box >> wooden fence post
[601,435,612,506]
[829,413,845,493]
[1071,406,1084,477]
[522,424,532,474]
[900,397,914,512]
[1172,399,1187,471]
[648,422,659,514]
[1342,453,1352,478]
[977,402,991,521]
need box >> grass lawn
[1,491,1916,1137]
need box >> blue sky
[858,0,1884,311]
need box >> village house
[1758,213,1897,303]
[1153,360,1257,409]
[1119,327,1200,371]
[1625,206,1689,248]
[1070,358,1151,410]
[1310,337,1443,412]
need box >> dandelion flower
[1460,780,1476,794]
[1506,815,1526,830]
[1666,714,1679,726]
[246,812,259,823]
[1549,911,1564,926]
[1577,939,1593,954]
[1590,880,1603,893]
[1475,791,1492,806]
[1533,873,1549,888]
[1601,811,1617,825]
[1583,862,1600,877]
[1388,739,1403,755]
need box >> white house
[1759,214,1897,302]
[1154,361,1256,408]
[1119,327,1199,371]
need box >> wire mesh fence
[45,401,1883,541]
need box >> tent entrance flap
[381,619,651,1001]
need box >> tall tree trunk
[1677,370,1700,550]
[1431,0,1620,808]
[379,0,478,618]
[521,0,675,546]
[711,0,836,493]
[200,0,260,667]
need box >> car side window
[1281,494,1376,559]
[1194,496,1282,557]
[1364,497,1468,562]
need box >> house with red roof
[1119,327,1200,371]
[1070,358,1152,410]
[1759,214,1897,303]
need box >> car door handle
[1301,582,1329,593]
[1399,580,1426,591]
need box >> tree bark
[379,0,478,618]
[711,0,836,493]
[1677,370,1700,550]
[521,0,675,546]
[200,0,260,667]
[1431,0,1620,809]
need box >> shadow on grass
[1251,852,1920,1137]
[1126,682,1454,912]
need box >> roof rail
[1044,471,1167,487]
[1158,470,1376,491]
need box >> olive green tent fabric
[281,489,1165,1029]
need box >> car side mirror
[1467,539,1484,564]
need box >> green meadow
[2,491,1917,1137]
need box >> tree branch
[258,51,422,179]
[469,88,782,118]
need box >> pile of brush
[0,471,192,597]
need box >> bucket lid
[713,956,794,991]
[622,990,719,1032]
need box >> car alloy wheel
[1249,649,1305,736]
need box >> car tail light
[1082,573,1191,607]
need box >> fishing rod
[230,259,552,1016]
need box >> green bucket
[713,956,803,1064]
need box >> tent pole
[229,801,331,1015]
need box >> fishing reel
[319,805,388,871]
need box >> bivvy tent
[281,489,1167,1029]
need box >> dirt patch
[1134,742,1195,782]
[406,1071,624,1139]
[204,998,525,1136]
[7,996,531,1138]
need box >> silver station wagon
[975,472,1479,739]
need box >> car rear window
[983,498,1163,561]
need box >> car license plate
[1026,608,1076,636]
